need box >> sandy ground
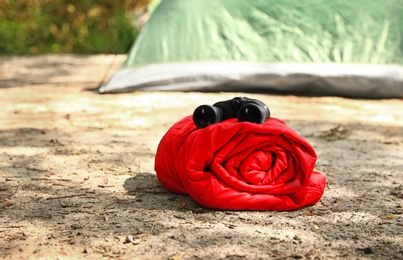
[0,55,402,260]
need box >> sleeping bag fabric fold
[155,116,326,211]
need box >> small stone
[83,247,93,254]
[224,233,233,239]
[363,247,375,254]
[169,231,180,240]
[132,239,141,245]
[124,235,134,244]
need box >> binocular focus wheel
[237,104,270,124]
[193,105,223,128]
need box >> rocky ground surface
[0,55,402,259]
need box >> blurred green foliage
[0,0,140,54]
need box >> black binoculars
[193,97,270,128]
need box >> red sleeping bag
[155,116,326,211]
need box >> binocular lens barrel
[193,105,223,128]
[238,104,268,124]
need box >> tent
[99,0,403,98]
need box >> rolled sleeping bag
[155,116,326,211]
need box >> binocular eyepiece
[193,97,270,128]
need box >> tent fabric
[154,115,326,211]
[99,0,403,98]
[99,62,403,98]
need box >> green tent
[99,0,403,98]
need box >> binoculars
[193,97,270,128]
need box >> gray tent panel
[99,62,403,98]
